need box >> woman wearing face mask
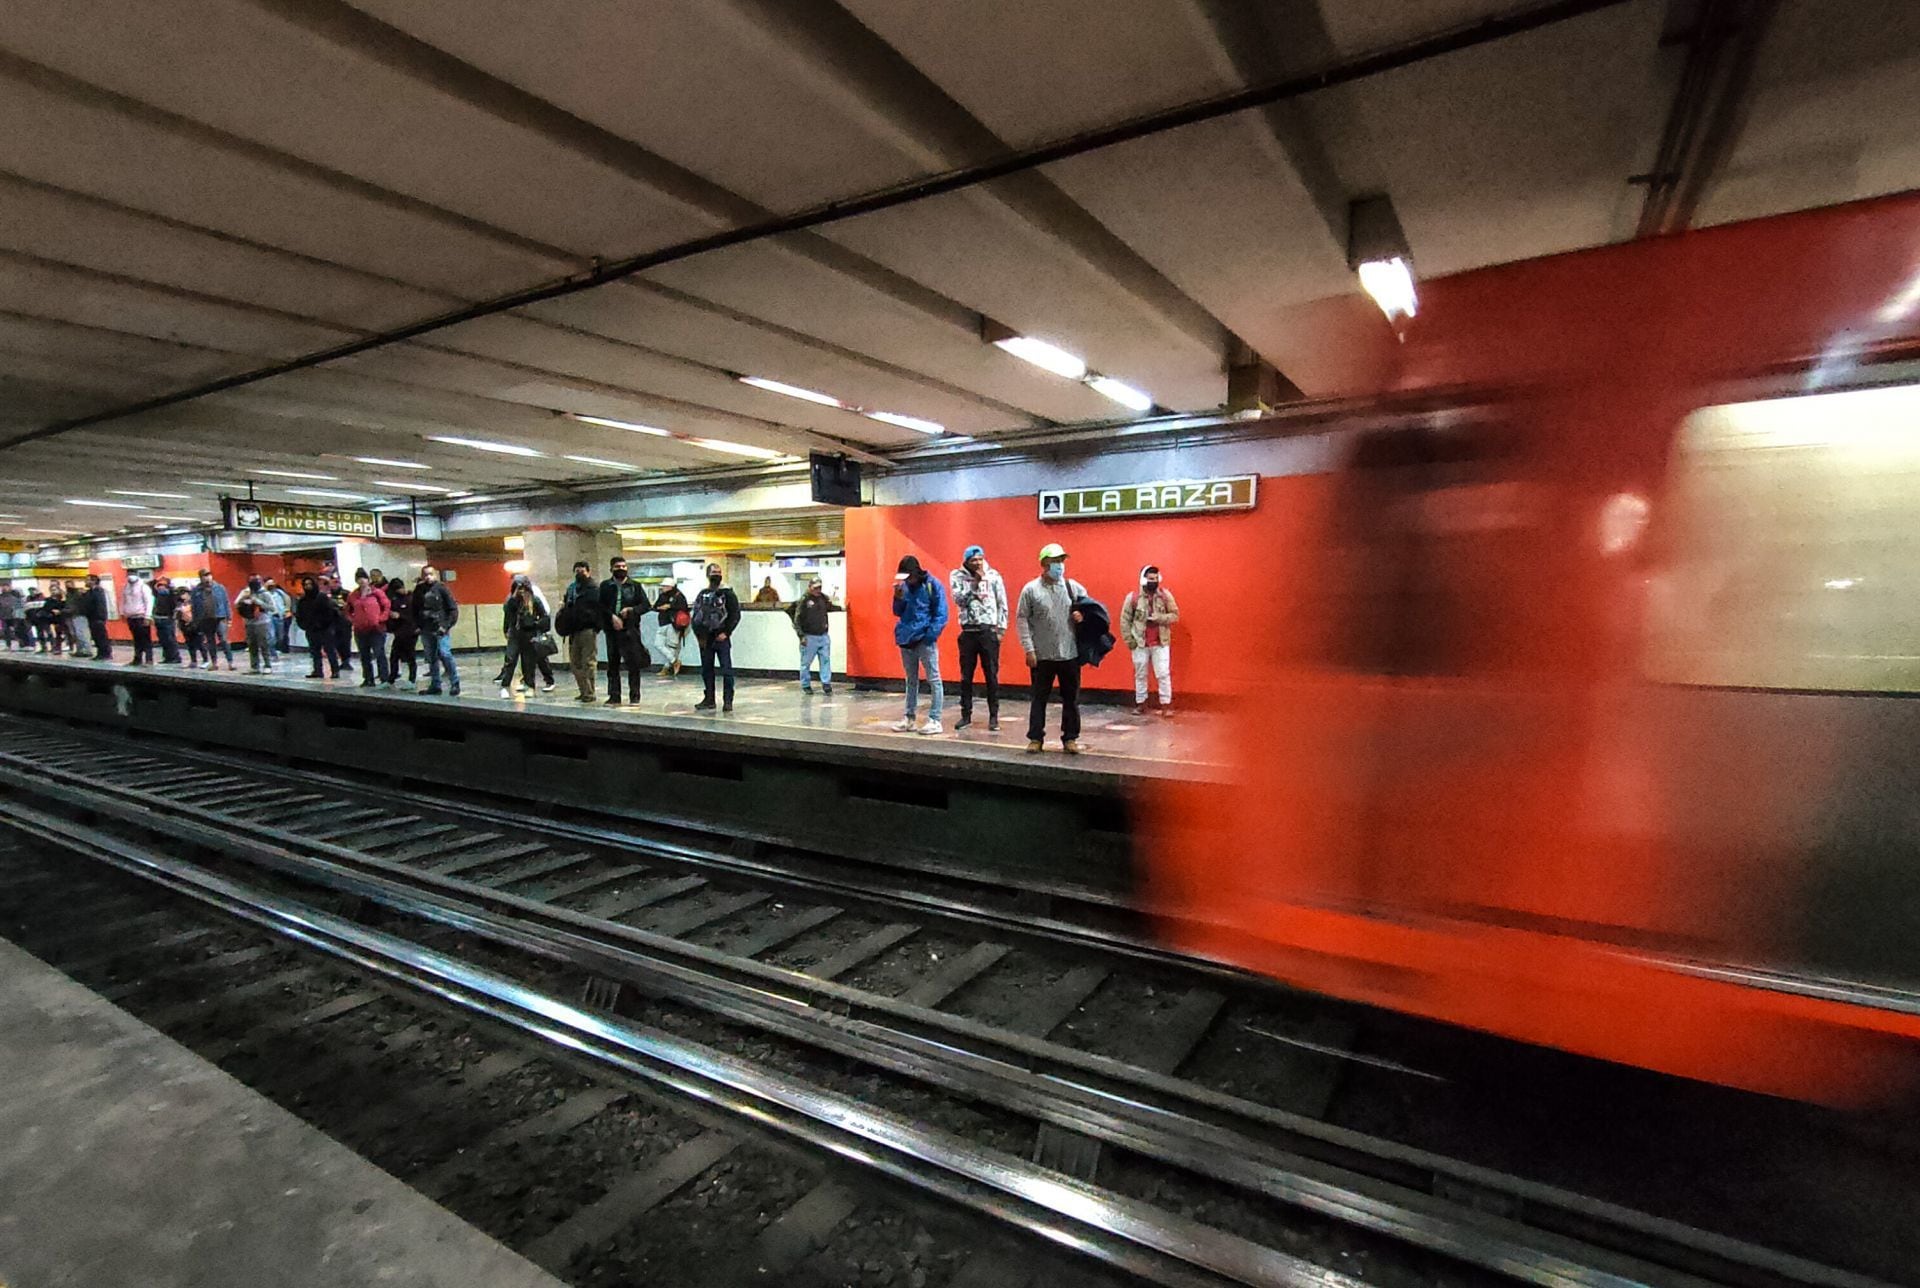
[497,574,555,699]
[1120,565,1180,716]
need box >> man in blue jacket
[891,555,948,735]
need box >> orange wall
[846,485,1327,697]
[88,551,284,642]
[431,555,512,612]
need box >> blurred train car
[1145,193,1920,1104]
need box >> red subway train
[1147,370,1920,1103]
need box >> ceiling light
[448,495,499,505]
[65,499,144,509]
[134,514,204,523]
[564,455,639,471]
[107,489,191,500]
[429,435,545,458]
[186,481,247,489]
[502,558,531,575]
[737,376,843,408]
[1086,377,1153,413]
[1356,257,1418,322]
[251,469,338,480]
[568,413,671,437]
[372,480,458,493]
[688,438,786,460]
[284,488,367,501]
[353,456,431,470]
[1348,195,1417,323]
[503,536,525,552]
[864,411,945,435]
[991,335,1087,380]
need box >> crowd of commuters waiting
[0,543,1179,754]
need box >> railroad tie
[718,1180,862,1281]
[409,1087,632,1198]
[521,1131,741,1273]
[802,923,918,981]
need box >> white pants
[1132,644,1171,704]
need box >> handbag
[532,631,559,659]
[672,608,691,630]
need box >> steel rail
[0,755,1880,1288]
[0,799,1349,1288]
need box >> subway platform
[0,934,560,1288]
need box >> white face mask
[1043,563,1065,583]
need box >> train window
[1645,384,1920,691]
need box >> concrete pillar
[591,531,625,577]
[722,553,751,594]
[334,540,430,583]
[521,526,600,596]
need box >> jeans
[900,641,942,722]
[799,633,831,689]
[355,628,390,683]
[155,617,181,664]
[1131,644,1171,704]
[273,615,291,653]
[422,631,459,693]
[199,619,233,666]
[698,635,734,705]
[128,617,153,665]
[245,620,275,670]
[87,617,111,660]
[1027,658,1082,743]
[69,616,92,655]
[957,629,1001,721]
[567,629,598,698]
[606,624,645,701]
[389,633,417,683]
[497,635,540,690]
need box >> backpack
[691,590,728,634]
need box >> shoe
[306,671,324,679]
[1157,704,1173,717]
[449,686,461,697]
[722,702,733,713]
[423,687,443,696]
[1063,740,1082,755]
[917,719,942,735]
[604,695,622,705]
[658,666,671,677]
[822,684,832,696]
[694,698,716,711]
[890,717,916,732]
[577,693,596,703]
[802,687,813,695]
[499,686,512,699]
[954,716,971,730]
[1133,703,1148,716]
[361,680,375,688]
[988,717,1000,732]
[541,681,554,692]
[1026,740,1044,753]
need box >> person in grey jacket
[1015,543,1089,754]
[189,570,235,670]
[949,544,1008,732]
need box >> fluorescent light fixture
[991,335,1087,380]
[284,488,367,501]
[65,499,144,509]
[687,438,786,460]
[564,455,639,471]
[372,480,458,493]
[503,536,525,552]
[429,435,545,458]
[864,411,945,435]
[250,469,338,480]
[353,456,431,470]
[186,481,247,489]
[569,413,671,437]
[1086,377,1153,413]
[502,558,531,575]
[1356,256,1418,322]
[448,495,498,505]
[107,489,191,500]
[738,376,843,408]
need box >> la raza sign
[225,499,377,538]
[1037,475,1257,521]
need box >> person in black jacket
[598,555,647,706]
[789,577,833,696]
[558,560,605,702]
[384,577,418,686]
[413,566,461,697]
[496,578,552,699]
[294,576,343,679]
[150,576,183,664]
[80,575,111,662]
[690,562,741,713]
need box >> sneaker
[988,717,1000,732]
[1063,740,1082,755]
[499,686,512,699]
[917,719,942,735]
[954,717,971,730]
[822,683,832,696]
[891,717,916,732]
[1026,740,1044,753]
[306,671,324,679]
[449,685,461,697]
[577,693,596,703]
[722,701,733,713]
[801,686,813,695]
[694,698,716,711]
[1133,703,1148,716]
[658,666,672,677]
[423,687,443,696]
[541,680,554,692]
[604,695,622,705]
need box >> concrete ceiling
[1,0,1915,544]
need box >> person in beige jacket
[1118,565,1180,715]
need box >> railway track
[0,713,1898,1288]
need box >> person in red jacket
[346,568,392,688]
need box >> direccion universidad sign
[224,499,377,537]
[1037,475,1258,521]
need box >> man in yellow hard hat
[1015,543,1087,753]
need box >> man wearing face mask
[690,563,741,713]
[948,544,1007,732]
[559,559,606,702]
[598,555,648,706]
[891,555,948,735]
[1120,565,1181,716]
[1016,543,1088,754]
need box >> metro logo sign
[1038,475,1258,521]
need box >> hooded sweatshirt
[948,552,1008,634]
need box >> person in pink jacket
[346,568,392,687]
